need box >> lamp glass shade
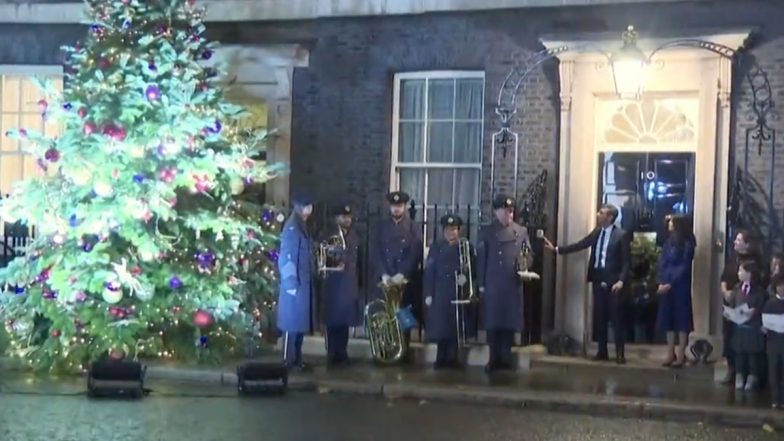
[610,46,649,99]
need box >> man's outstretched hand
[543,237,556,252]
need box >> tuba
[317,227,346,275]
[451,238,475,348]
[364,275,409,364]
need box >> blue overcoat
[321,226,362,327]
[656,237,695,333]
[372,216,423,313]
[277,214,313,333]
[424,240,467,341]
[476,221,531,331]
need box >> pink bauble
[84,122,96,135]
[192,309,214,328]
[109,348,125,359]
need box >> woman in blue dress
[656,214,696,368]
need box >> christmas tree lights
[0,0,285,372]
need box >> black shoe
[497,361,516,371]
[616,354,626,365]
[484,362,497,373]
[593,353,609,361]
[772,402,781,409]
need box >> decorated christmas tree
[0,0,285,371]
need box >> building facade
[1,0,783,354]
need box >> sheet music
[762,314,784,333]
[722,304,753,325]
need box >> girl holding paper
[726,261,768,391]
[762,275,784,409]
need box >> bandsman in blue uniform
[372,191,424,355]
[477,194,532,372]
[319,203,362,365]
[424,214,474,369]
[277,195,314,369]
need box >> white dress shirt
[595,225,614,269]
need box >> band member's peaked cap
[292,193,313,207]
[332,202,353,216]
[386,191,410,205]
[440,214,463,228]
[492,194,516,210]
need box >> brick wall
[1,1,784,247]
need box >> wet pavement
[300,360,774,409]
[0,374,778,441]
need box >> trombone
[451,238,475,348]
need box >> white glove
[479,287,485,293]
[381,274,391,283]
[425,296,432,306]
[285,289,297,297]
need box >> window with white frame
[391,71,484,244]
[0,67,63,196]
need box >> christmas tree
[0,0,285,372]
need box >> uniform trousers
[282,332,304,366]
[326,326,350,362]
[435,339,459,366]
[487,329,515,368]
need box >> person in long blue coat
[655,214,696,368]
[477,194,532,372]
[277,196,314,369]
[424,214,474,369]
[372,191,423,357]
[319,203,361,365]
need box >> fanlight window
[604,99,695,144]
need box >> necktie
[743,283,750,296]
[596,229,606,269]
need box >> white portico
[207,45,309,206]
[544,29,750,354]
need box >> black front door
[597,152,695,343]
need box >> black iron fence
[1,222,34,269]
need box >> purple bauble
[105,280,121,292]
[201,50,213,60]
[261,209,274,223]
[266,250,280,263]
[145,85,161,101]
[196,250,216,269]
[207,120,222,134]
[169,276,183,290]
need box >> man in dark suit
[543,204,631,364]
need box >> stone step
[530,353,718,382]
[288,336,726,382]
[287,336,544,371]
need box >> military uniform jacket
[476,221,531,331]
[372,216,423,308]
[320,225,362,327]
[424,239,474,341]
[276,215,313,333]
